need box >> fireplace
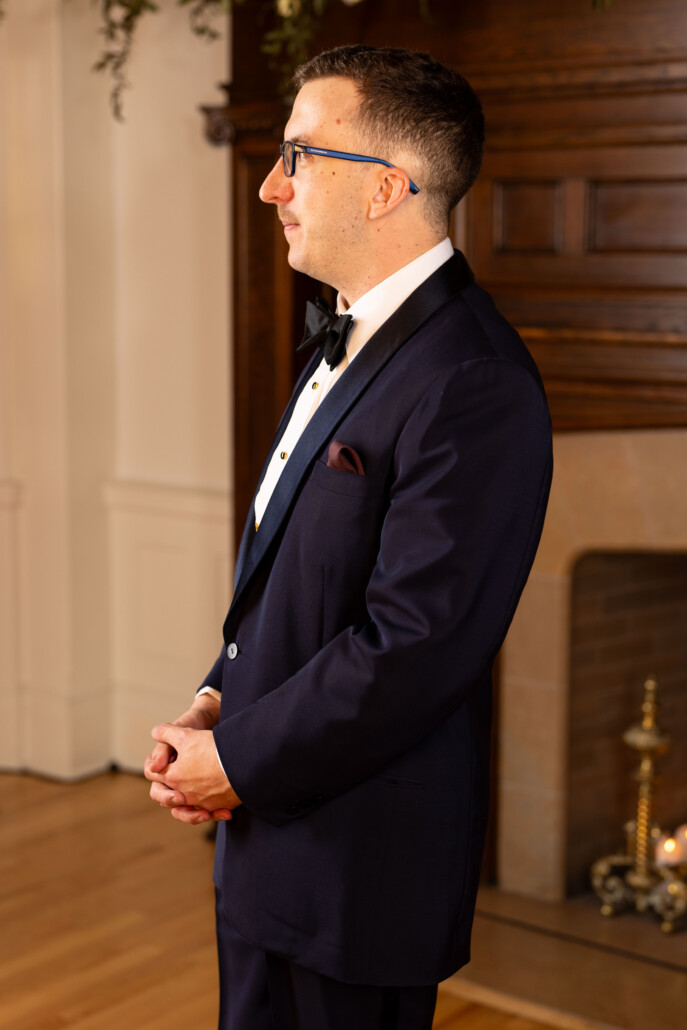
[496,428,687,901]
[567,551,687,895]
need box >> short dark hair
[293,45,485,231]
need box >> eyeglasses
[280,140,420,195]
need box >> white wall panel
[106,480,232,770]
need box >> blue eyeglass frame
[280,140,420,195]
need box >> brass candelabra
[590,677,687,933]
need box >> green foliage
[262,2,321,83]
[177,0,234,39]
[93,2,161,119]
[92,1,234,118]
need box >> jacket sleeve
[196,646,226,694]
[213,356,553,825]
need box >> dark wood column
[204,95,291,541]
[201,88,321,543]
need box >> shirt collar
[336,237,454,364]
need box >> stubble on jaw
[288,228,370,300]
[285,184,372,296]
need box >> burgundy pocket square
[326,440,365,475]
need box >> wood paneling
[471,133,687,426]
[200,0,687,527]
[472,146,687,285]
[366,0,687,431]
[494,181,562,253]
[589,180,687,253]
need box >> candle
[655,834,680,867]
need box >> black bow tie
[297,296,354,371]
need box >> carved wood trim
[466,55,687,101]
[521,328,687,430]
[487,123,687,151]
[200,90,286,147]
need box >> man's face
[259,77,372,291]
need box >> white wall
[112,8,231,491]
[0,0,232,777]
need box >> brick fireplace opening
[495,429,687,901]
[567,552,687,895]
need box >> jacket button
[227,642,238,660]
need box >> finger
[145,765,175,785]
[149,780,186,807]
[146,741,175,774]
[144,746,175,781]
[151,722,187,751]
[212,809,233,821]
[171,805,212,825]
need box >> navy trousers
[215,891,438,1030]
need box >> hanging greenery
[0,1,614,120]
[94,1,232,117]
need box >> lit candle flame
[655,831,686,866]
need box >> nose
[259,159,294,205]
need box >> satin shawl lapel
[233,350,322,589]
[230,250,473,613]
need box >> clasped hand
[144,698,241,825]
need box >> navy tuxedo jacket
[202,251,552,986]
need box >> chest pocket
[308,458,379,498]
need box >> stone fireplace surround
[497,428,687,901]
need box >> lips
[279,210,299,233]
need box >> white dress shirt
[198,236,454,711]
[253,236,454,529]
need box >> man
[145,45,553,1030]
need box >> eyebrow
[287,135,314,147]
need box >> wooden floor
[0,771,561,1030]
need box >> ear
[368,168,412,220]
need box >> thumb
[151,722,189,750]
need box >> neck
[337,226,445,307]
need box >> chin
[286,248,302,271]
[285,244,334,287]
[288,252,320,283]
[286,245,308,273]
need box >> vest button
[227,643,238,660]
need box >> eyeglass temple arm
[286,143,420,194]
[305,147,420,194]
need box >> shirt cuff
[197,686,222,702]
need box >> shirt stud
[312,381,319,390]
[280,451,288,460]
